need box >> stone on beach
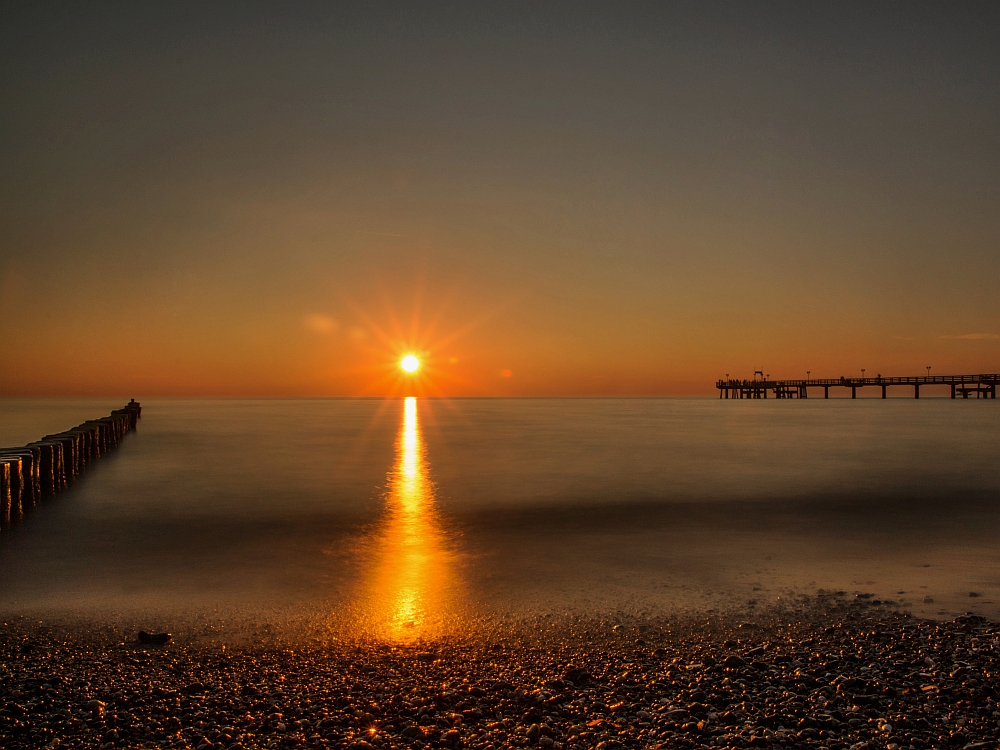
[137,630,172,645]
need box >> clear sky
[1,2,998,396]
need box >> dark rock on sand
[137,630,172,644]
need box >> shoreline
[2,601,998,750]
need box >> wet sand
[2,598,998,750]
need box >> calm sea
[1,398,998,639]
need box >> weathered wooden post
[54,438,69,486]
[66,431,84,476]
[28,441,63,496]
[15,445,40,504]
[20,447,38,507]
[84,420,107,455]
[0,460,9,528]
[68,428,92,471]
[1,449,36,509]
[102,416,118,448]
[0,456,24,522]
[93,420,107,456]
[43,433,78,481]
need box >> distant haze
[1,2,998,396]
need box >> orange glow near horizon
[1,266,996,399]
[0,258,995,399]
[352,397,460,641]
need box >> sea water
[0,397,998,638]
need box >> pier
[0,400,141,530]
[717,374,999,400]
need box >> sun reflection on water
[358,396,459,641]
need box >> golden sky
[1,3,998,396]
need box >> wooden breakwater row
[0,400,142,529]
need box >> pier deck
[717,374,999,399]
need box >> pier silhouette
[717,374,998,399]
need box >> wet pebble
[0,600,998,749]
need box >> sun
[400,354,420,373]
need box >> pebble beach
[2,596,998,750]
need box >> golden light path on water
[353,396,461,642]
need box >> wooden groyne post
[0,400,141,530]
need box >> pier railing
[716,375,999,400]
[0,400,141,530]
